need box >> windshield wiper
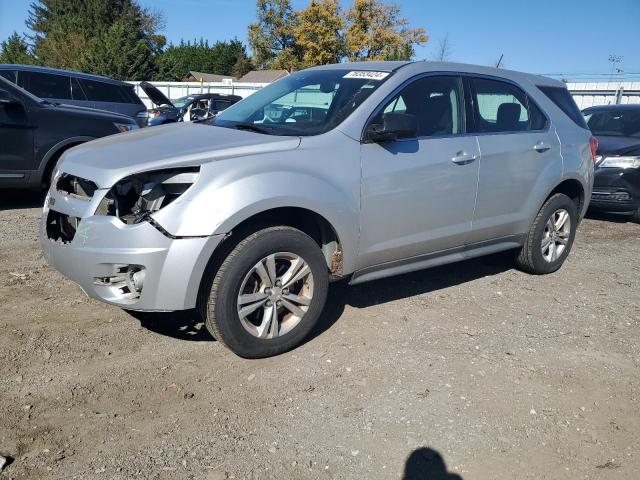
[231,122,274,135]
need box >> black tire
[202,226,329,358]
[631,208,640,224]
[516,193,578,274]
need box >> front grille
[46,210,80,244]
[592,191,631,202]
[56,173,98,199]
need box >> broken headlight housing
[96,167,200,224]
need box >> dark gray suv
[0,64,148,126]
[0,76,138,189]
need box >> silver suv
[40,62,595,358]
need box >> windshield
[584,109,640,138]
[172,96,193,108]
[213,69,392,136]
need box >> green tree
[248,0,301,71]
[344,0,428,61]
[0,32,36,64]
[155,39,253,81]
[294,0,343,68]
[26,0,165,79]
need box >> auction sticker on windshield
[343,71,390,80]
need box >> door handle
[451,151,477,165]
[533,142,551,153]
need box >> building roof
[238,70,289,83]
[185,71,236,82]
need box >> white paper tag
[343,71,390,80]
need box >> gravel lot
[0,191,638,480]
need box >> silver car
[40,61,595,358]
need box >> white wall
[127,81,268,108]
[567,81,640,109]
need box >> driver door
[358,75,480,269]
[0,82,34,179]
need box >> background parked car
[0,64,148,127]
[583,104,640,222]
[140,81,241,126]
[0,76,138,189]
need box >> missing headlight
[96,167,200,224]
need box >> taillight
[589,136,598,164]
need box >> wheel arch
[212,206,344,276]
[546,178,586,217]
[38,136,95,187]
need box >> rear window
[80,79,133,103]
[583,109,640,138]
[25,71,72,100]
[538,86,588,129]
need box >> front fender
[151,155,361,273]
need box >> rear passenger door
[466,76,561,243]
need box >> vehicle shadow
[132,251,514,346]
[0,190,45,211]
[403,447,463,480]
[585,209,635,224]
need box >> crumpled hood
[59,122,301,188]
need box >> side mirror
[366,112,418,143]
[0,88,16,105]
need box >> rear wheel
[516,193,578,274]
[202,226,329,358]
[631,207,640,224]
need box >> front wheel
[202,226,329,358]
[516,193,578,274]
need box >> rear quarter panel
[524,80,593,218]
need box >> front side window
[372,75,464,137]
[214,69,392,136]
[211,99,232,112]
[472,78,546,133]
[583,109,640,138]
[0,70,17,84]
[25,71,72,100]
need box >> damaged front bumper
[39,186,223,311]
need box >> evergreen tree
[0,32,36,64]
[155,39,253,81]
[26,0,165,79]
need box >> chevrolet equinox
[40,62,595,358]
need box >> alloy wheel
[541,208,571,262]
[236,252,314,339]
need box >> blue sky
[1,0,639,80]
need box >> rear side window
[471,78,547,133]
[538,86,588,129]
[25,71,72,99]
[80,79,131,103]
[0,70,17,84]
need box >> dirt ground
[0,191,638,480]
